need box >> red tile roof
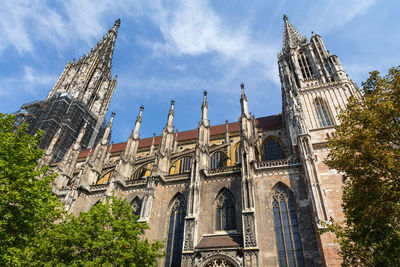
[78,114,282,158]
[196,234,243,249]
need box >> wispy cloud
[0,65,56,99]
[140,0,280,82]
[0,0,117,55]
[302,0,378,34]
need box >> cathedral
[46,15,362,266]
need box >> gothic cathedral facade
[51,16,361,266]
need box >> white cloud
[137,0,280,84]
[0,65,56,98]
[302,0,378,34]
[23,66,55,86]
[0,0,117,54]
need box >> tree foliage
[0,113,163,266]
[26,196,164,266]
[0,113,63,265]
[325,66,400,266]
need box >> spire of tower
[102,112,115,144]
[240,83,249,117]
[86,19,120,74]
[282,14,307,51]
[73,122,87,149]
[131,105,144,140]
[201,90,209,126]
[166,100,175,131]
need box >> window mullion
[286,200,298,267]
[278,200,290,267]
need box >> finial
[153,133,156,137]
[115,18,121,27]
[171,100,175,105]
[140,105,144,111]
[283,14,288,21]
[203,90,207,96]
[240,83,245,96]
[111,112,116,118]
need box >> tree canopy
[26,196,164,266]
[0,113,63,265]
[0,113,163,266]
[325,66,400,266]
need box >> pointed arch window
[297,52,314,80]
[165,195,186,267]
[273,185,304,267]
[131,197,142,217]
[131,163,153,180]
[210,152,227,169]
[169,157,192,175]
[314,98,333,127]
[264,138,284,161]
[233,143,242,165]
[97,170,113,184]
[216,190,236,231]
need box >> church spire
[201,90,209,126]
[131,105,144,140]
[86,19,120,73]
[240,83,249,117]
[282,14,306,51]
[166,100,175,132]
[102,112,115,145]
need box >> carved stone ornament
[183,219,194,251]
[243,214,257,247]
[203,258,236,267]
[198,252,242,267]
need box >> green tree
[0,113,163,266]
[325,66,400,266]
[0,113,63,265]
[26,196,164,266]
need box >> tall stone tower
[278,15,361,265]
[29,19,120,162]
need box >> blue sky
[1,0,399,143]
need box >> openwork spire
[282,14,307,51]
[86,19,120,75]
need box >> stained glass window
[297,52,314,80]
[314,98,333,127]
[97,170,113,184]
[264,138,284,161]
[165,195,186,267]
[216,190,236,231]
[234,143,242,165]
[273,185,304,267]
[131,197,141,217]
[169,157,192,175]
[210,152,226,169]
[131,163,153,180]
